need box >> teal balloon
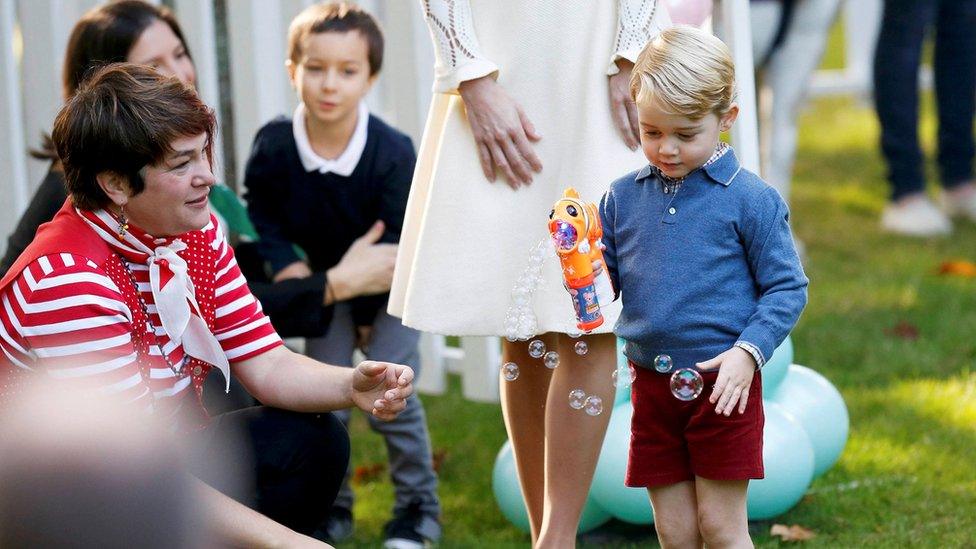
[747,402,815,520]
[770,364,849,478]
[591,402,655,524]
[761,336,793,397]
[491,441,611,534]
[614,338,631,405]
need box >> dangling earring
[117,204,129,238]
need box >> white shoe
[880,196,952,237]
[943,183,976,222]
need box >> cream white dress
[389,0,671,336]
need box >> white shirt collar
[292,101,369,176]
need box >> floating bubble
[574,341,589,356]
[584,395,604,416]
[670,368,703,401]
[543,351,560,369]
[567,328,583,338]
[569,388,587,409]
[502,362,519,381]
[528,340,546,358]
[653,354,674,373]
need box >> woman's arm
[608,0,673,149]
[232,345,413,421]
[193,477,329,548]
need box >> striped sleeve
[211,224,282,362]
[0,254,149,403]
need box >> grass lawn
[339,29,976,549]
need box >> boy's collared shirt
[600,147,808,372]
[292,101,369,176]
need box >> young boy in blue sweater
[599,26,808,547]
[243,3,439,547]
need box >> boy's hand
[273,261,312,282]
[326,221,397,302]
[697,347,757,416]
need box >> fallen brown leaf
[884,320,919,341]
[352,462,386,484]
[432,448,448,473]
[937,260,976,278]
[770,523,816,542]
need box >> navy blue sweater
[243,114,415,325]
[599,148,808,371]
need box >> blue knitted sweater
[599,148,808,371]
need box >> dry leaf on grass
[884,320,919,341]
[770,523,816,541]
[352,462,386,484]
[937,260,976,278]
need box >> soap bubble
[670,369,704,401]
[543,351,560,369]
[653,354,674,373]
[568,389,587,409]
[574,341,589,355]
[583,395,604,416]
[502,362,519,381]
[528,340,546,358]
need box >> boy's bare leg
[649,481,703,549]
[695,478,752,549]
[536,332,615,548]
[500,334,556,544]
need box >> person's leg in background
[304,303,358,542]
[874,0,951,236]
[935,0,976,220]
[364,307,441,548]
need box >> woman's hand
[350,360,414,421]
[608,59,640,151]
[458,76,543,189]
[325,221,397,303]
[697,346,757,416]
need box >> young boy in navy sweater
[243,3,439,547]
[599,26,808,547]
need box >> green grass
[337,41,976,549]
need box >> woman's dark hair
[34,0,191,160]
[52,63,216,211]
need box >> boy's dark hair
[35,0,192,160]
[287,2,384,75]
[52,63,216,211]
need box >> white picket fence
[0,0,879,402]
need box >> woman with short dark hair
[0,63,414,548]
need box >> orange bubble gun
[548,188,615,332]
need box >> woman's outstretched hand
[458,75,542,189]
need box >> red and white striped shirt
[0,208,281,429]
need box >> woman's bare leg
[499,334,557,544]
[536,332,616,548]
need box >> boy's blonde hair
[287,2,384,74]
[630,25,736,119]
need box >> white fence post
[715,0,761,174]
[172,0,225,179]
[0,0,28,241]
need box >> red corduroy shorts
[625,362,765,488]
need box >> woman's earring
[117,204,129,238]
